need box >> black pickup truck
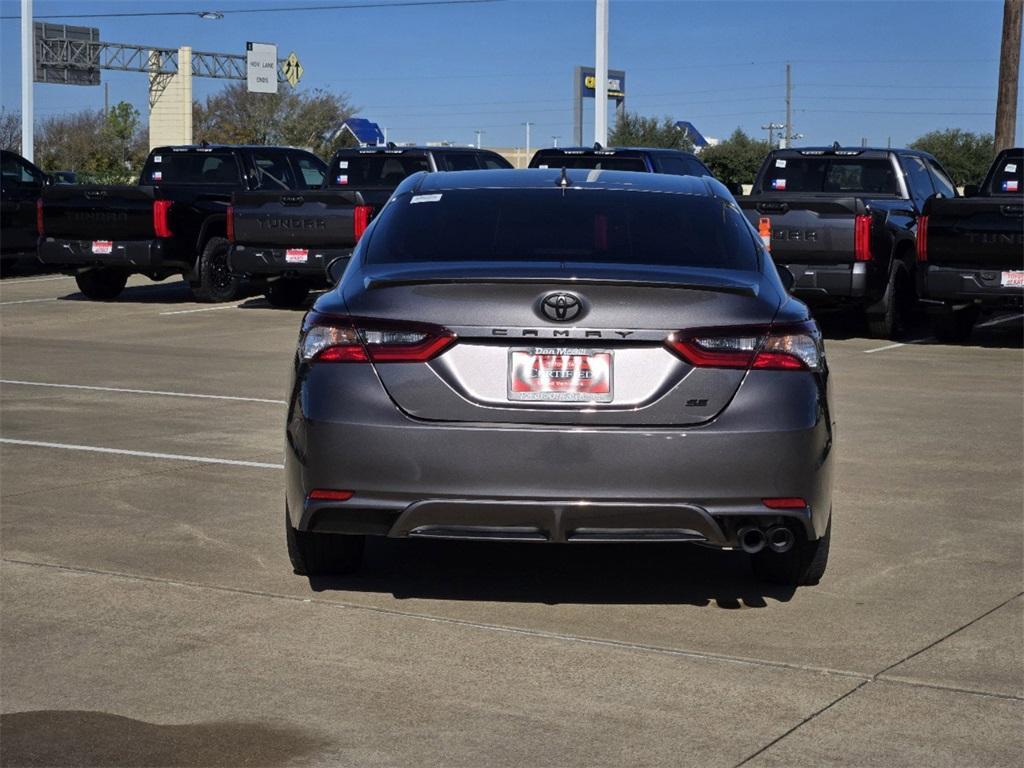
[1,149,49,267]
[917,147,1023,340]
[739,146,957,338]
[37,144,327,301]
[228,144,512,307]
[529,145,713,176]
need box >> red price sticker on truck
[285,248,309,263]
[91,241,113,254]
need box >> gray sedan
[284,169,834,586]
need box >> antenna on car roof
[831,141,841,151]
[593,142,603,150]
[386,141,396,149]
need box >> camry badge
[538,291,585,322]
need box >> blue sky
[1,0,1020,150]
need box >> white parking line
[977,312,1024,328]
[0,275,74,283]
[0,438,283,469]
[863,342,905,354]
[0,379,285,405]
[159,304,242,316]
[0,297,58,306]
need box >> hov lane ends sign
[246,42,278,94]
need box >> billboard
[246,42,278,94]
[579,67,626,99]
[34,23,101,86]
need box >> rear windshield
[985,151,1023,195]
[328,153,430,188]
[530,154,648,172]
[141,151,239,185]
[365,189,758,271]
[760,157,898,195]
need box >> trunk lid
[923,197,1024,271]
[231,189,364,248]
[740,195,869,264]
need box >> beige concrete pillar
[148,46,193,149]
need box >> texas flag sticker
[336,174,348,185]
[1003,179,1019,192]
[771,178,787,190]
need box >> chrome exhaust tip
[737,526,766,554]
[766,525,795,554]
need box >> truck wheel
[74,268,128,301]
[751,518,831,587]
[933,305,979,343]
[285,507,364,576]
[193,237,241,303]
[265,279,310,309]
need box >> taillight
[226,205,234,242]
[916,215,928,263]
[667,320,823,371]
[36,198,44,237]
[854,214,872,262]
[353,205,372,240]
[153,200,173,238]
[300,312,455,363]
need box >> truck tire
[933,305,979,343]
[751,518,830,587]
[285,507,364,576]
[265,279,310,309]
[193,237,241,302]
[74,268,128,301]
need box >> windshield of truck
[760,157,898,195]
[141,151,240,185]
[529,154,648,172]
[328,153,431,188]
[986,151,1023,195]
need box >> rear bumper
[919,264,1024,308]
[37,237,170,271]
[285,367,835,546]
[228,244,350,280]
[784,262,878,304]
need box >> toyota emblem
[538,291,585,322]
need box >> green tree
[699,128,771,187]
[194,83,357,159]
[0,108,20,153]
[103,101,143,173]
[909,129,995,187]
[608,112,694,151]
[34,104,145,183]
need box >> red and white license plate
[508,348,613,402]
[285,248,309,264]
[1001,270,1024,288]
[91,240,113,254]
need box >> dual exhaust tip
[737,525,795,555]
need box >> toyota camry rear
[284,169,834,586]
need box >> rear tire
[192,237,241,302]
[75,268,128,301]
[285,507,364,576]
[933,305,979,343]
[265,279,310,308]
[751,518,831,587]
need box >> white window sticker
[153,155,162,163]
[410,194,443,204]
[775,159,787,168]
[1005,163,1017,173]
[538,164,549,169]
[338,161,349,169]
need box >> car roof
[150,144,315,153]
[533,146,697,157]
[335,146,499,154]
[410,168,715,196]
[772,146,930,159]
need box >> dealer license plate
[508,348,613,402]
[1001,270,1024,288]
[91,240,113,254]
[285,248,309,264]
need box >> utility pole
[104,82,109,116]
[995,0,1022,152]
[20,0,33,161]
[594,0,609,146]
[552,135,559,147]
[522,121,533,160]
[761,122,784,148]
[474,129,484,149]
[781,62,792,149]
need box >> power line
[0,0,503,21]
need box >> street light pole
[522,122,533,161]
[552,135,559,147]
[474,129,484,149]
[594,0,609,146]
[21,0,33,161]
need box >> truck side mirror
[776,264,796,293]
[325,255,350,285]
[962,184,979,198]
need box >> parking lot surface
[1,274,1022,767]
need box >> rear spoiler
[364,275,758,298]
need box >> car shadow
[0,710,331,767]
[54,279,265,305]
[307,538,795,608]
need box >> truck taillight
[854,214,872,262]
[36,198,44,237]
[353,205,372,240]
[667,321,824,372]
[153,200,173,238]
[299,312,455,363]
[226,205,235,242]
[916,215,928,263]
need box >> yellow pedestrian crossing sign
[284,52,303,87]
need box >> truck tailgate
[923,197,1024,271]
[41,185,157,240]
[231,190,364,248]
[740,195,868,264]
